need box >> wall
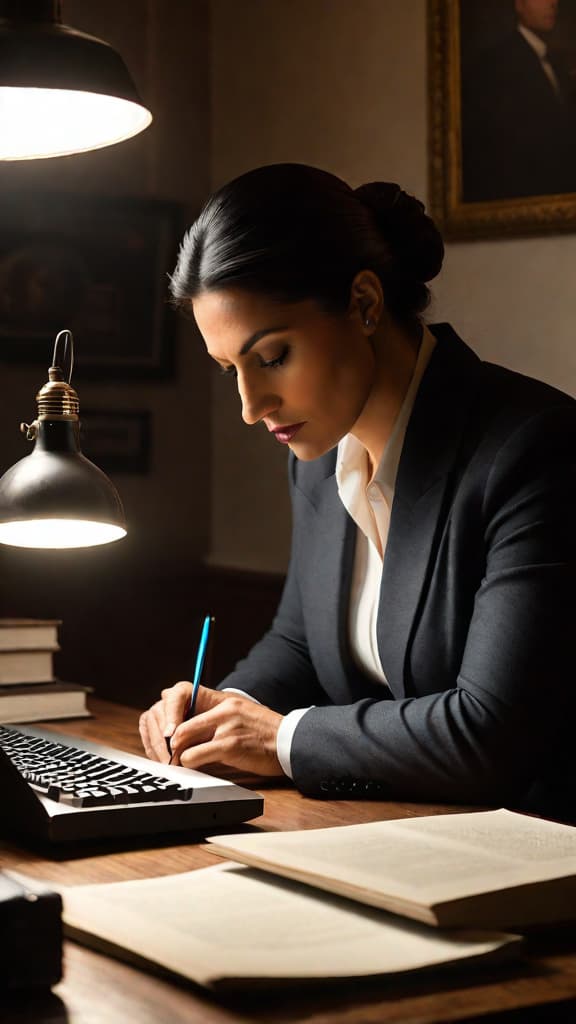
[210,0,576,573]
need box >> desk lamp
[0,0,152,160]
[0,330,127,548]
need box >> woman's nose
[238,375,279,426]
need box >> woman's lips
[269,422,306,444]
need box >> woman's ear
[348,270,384,332]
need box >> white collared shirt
[335,326,435,683]
[228,326,436,777]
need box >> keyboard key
[0,725,193,808]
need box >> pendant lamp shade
[0,1,152,160]
[0,331,127,549]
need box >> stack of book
[0,619,91,724]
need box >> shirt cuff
[276,707,314,779]
[221,687,262,704]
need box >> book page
[59,863,519,989]
[205,810,576,909]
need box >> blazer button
[365,780,385,796]
[320,778,340,793]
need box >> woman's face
[192,287,377,461]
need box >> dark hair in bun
[171,163,444,328]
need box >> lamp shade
[0,339,127,549]
[0,1,152,160]
[0,422,127,548]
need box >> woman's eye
[259,346,289,370]
[218,365,238,378]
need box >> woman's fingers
[172,696,284,775]
[179,738,236,770]
[169,701,223,760]
[139,700,171,762]
[139,680,193,762]
[161,680,193,740]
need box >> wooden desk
[1,699,575,1024]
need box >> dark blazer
[462,31,576,201]
[219,325,576,821]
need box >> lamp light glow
[0,519,126,548]
[0,1,152,160]
[0,330,127,550]
[0,88,152,160]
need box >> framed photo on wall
[428,0,576,239]
[0,193,183,377]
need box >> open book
[205,809,576,930]
[59,861,520,991]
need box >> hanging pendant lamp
[0,0,152,160]
[0,330,127,549]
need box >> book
[205,809,576,931]
[59,861,521,991]
[0,619,61,651]
[0,682,91,723]
[0,649,57,685]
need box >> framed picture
[428,0,576,239]
[80,410,151,474]
[0,193,183,376]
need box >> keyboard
[0,725,193,807]
[0,723,263,843]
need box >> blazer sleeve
[216,456,328,713]
[290,406,576,806]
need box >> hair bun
[354,182,444,284]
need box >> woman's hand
[139,681,285,776]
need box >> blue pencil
[166,614,214,760]
[186,614,213,719]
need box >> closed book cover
[0,619,61,651]
[0,648,57,684]
[0,681,92,723]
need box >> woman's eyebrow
[239,326,289,355]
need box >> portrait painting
[0,193,182,377]
[429,0,576,239]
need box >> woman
[139,163,576,820]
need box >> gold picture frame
[428,0,576,240]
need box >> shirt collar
[336,324,436,505]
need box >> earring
[364,317,374,329]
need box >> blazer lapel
[306,473,358,704]
[377,325,483,697]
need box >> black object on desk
[0,872,62,990]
